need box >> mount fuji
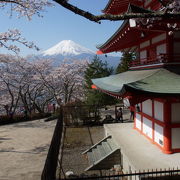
[39,40,120,68]
[43,40,94,57]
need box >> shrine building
[92,0,180,155]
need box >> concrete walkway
[0,119,56,180]
[104,122,180,172]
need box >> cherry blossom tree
[0,0,52,53]
[0,55,53,115]
[0,55,28,115]
[0,54,88,115]
[0,0,52,19]
[37,59,88,105]
[0,29,40,53]
[29,59,55,113]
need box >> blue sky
[0,0,122,57]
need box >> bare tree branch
[54,0,180,23]
[54,0,101,23]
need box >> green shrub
[45,113,59,121]
[30,112,51,120]
[0,112,52,125]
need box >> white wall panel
[140,50,147,60]
[171,103,180,123]
[156,44,166,55]
[152,33,166,44]
[154,101,164,122]
[154,123,163,146]
[142,99,152,116]
[135,113,141,130]
[140,40,150,49]
[143,117,152,138]
[172,128,180,149]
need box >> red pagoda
[91,0,180,155]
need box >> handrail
[60,168,180,180]
[82,135,111,154]
[41,108,64,180]
[130,53,180,67]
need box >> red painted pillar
[166,32,174,62]
[131,105,136,129]
[163,100,172,154]
[152,99,155,142]
[140,103,143,132]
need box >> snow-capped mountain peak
[42,40,95,56]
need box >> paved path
[0,119,57,180]
[104,122,180,172]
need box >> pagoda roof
[97,21,160,54]
[103,0,142,15]
[97,5,155,54]
[127,4,154,13]
[96,20,128,54]
[92,68,180,96]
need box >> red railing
[130,53,180,67]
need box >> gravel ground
[61,126,104,177]
[60,107,131,177]
[0,119,57,180]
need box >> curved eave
[92,68,180,97]
[96,24,162,54]
[97,4,155,55]
[96,26,145,54]
[96,20,128,52]
[102,0,143,15]
[102,0,114,13]
[125,69,180,95]
[92,68,159,95]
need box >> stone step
[93,146,101,162]
[87,151,94,164]
[107,138,117,150]
[102,141,112,155]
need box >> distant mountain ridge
[38,40,120,68]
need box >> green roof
[92,68,180,95]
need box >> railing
[41,108,64,180]
[61,168,180,180]
[130,53,180,67]
[62,105,101,126]
[41,105,103,180]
